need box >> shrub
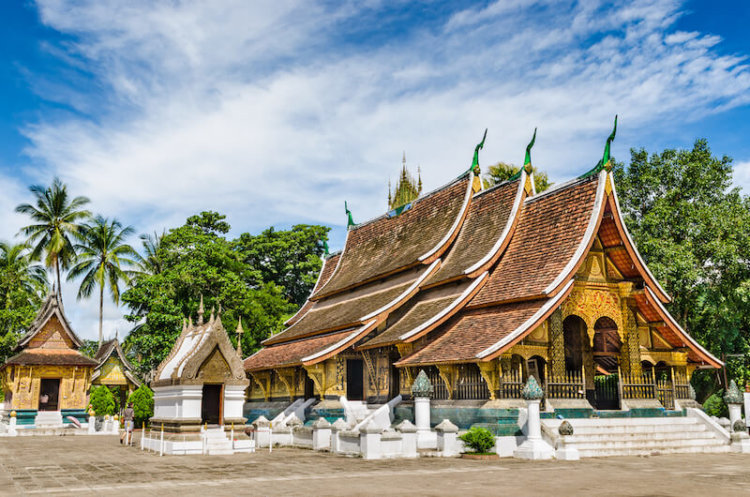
[703,390,728,418]
[89,386,116,416]
[459,426,495,454]
[127,384,154,427]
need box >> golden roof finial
[197,294,205,325]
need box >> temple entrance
[563,316,585,373]
[39,378,60,411]
[389,363,400,399]
[304,375,315,399]
[592,317,622,409]
[346,359,364,401]
[201,384,223,425]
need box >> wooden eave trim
[418,177,474,264]
[463,173,527,279]
[608,174,672,303]
[357,271,489,351]
[310,230,350,301]
[643,286,722,368]
[465,293,548,310]
[265,261,439,347]
[301,320,379,366]
[543,169,607,298]
[476,279,575,361]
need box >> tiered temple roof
[92,337,141,387]
[3,290,98,368]
[245,158,721,374]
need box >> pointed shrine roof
[92,338,141,387]
[16,290,84,350]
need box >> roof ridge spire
[197,294,204,325]
[236,317,244,356]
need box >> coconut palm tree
[67,216,138,345]
[135,230,165,276]
[0,242,48,305]
[15,178,91,298]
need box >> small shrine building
[151,304,248,433]
[244,133,721,414]
[0,290,97,425]
[91,335,140,409]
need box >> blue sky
[1,0,750,340]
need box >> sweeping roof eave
[284,252,342,327]
[311,175,473,300]
[643,286,722,368]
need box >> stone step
[560,417,699,426]
[564,430,714,443]
[570,436,726,451]
[567,424,709,436]
[578,444,730,458]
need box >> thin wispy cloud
[6,0,750,339]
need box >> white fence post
[312,418,332,451]
[360,420,383,460]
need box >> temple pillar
[548,308,565,379]
[616,284,642,377]
[477,361,500,400]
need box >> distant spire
[115,329,119,341]
[387,178,392,209]
[417,166,422,194]
[389,153,422,210]
[236,317,244,356]
[197,294,205,325]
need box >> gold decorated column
[548,308,565,379]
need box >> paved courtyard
[1,435,749,496]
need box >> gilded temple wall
[2,364,92,411]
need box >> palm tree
[15,178,91,298]
[67,216,138,345]
[0,242,48,305]
[135,231,165,276]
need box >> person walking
[121,402,135,446]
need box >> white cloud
[733,160,750,193]
[6,0,750,339]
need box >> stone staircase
[203,427,234,455]
[544,417,730,457]
[347,401,378,424]
[34,411,63,428]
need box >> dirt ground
[1,435,749,496]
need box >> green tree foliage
[89,385,116,416]
[703,390,728,418]
[612,139,750,390]
[234,225,330,306]
[483,162,551,192]
[68,216,138,345]
[15,177,91,295]
[0,242,47,362]
[127,384,154,427]
[122,212,297,375]
[458,426,495,453]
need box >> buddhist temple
[244,127,721,420]
[0,289,97,427]
[151,303,248,434]
[91,335,140,409]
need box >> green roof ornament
[344,201,355,229]
[509,128,537,182]
[470,128,488,174]
[323,240,330,256]
[724,379,743,405]
[524,127,537,170]
[600,114,617,172]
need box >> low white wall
[153,386,202,420]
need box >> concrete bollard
[396,420,418,458]
[514,377,555,460]
[88,415,96,434]
[330,418,347,454]
[253,415,271,448]
[8,411,17,437]
[360,419,383,460]
[312,418,332,451]
[435,419,459,456]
